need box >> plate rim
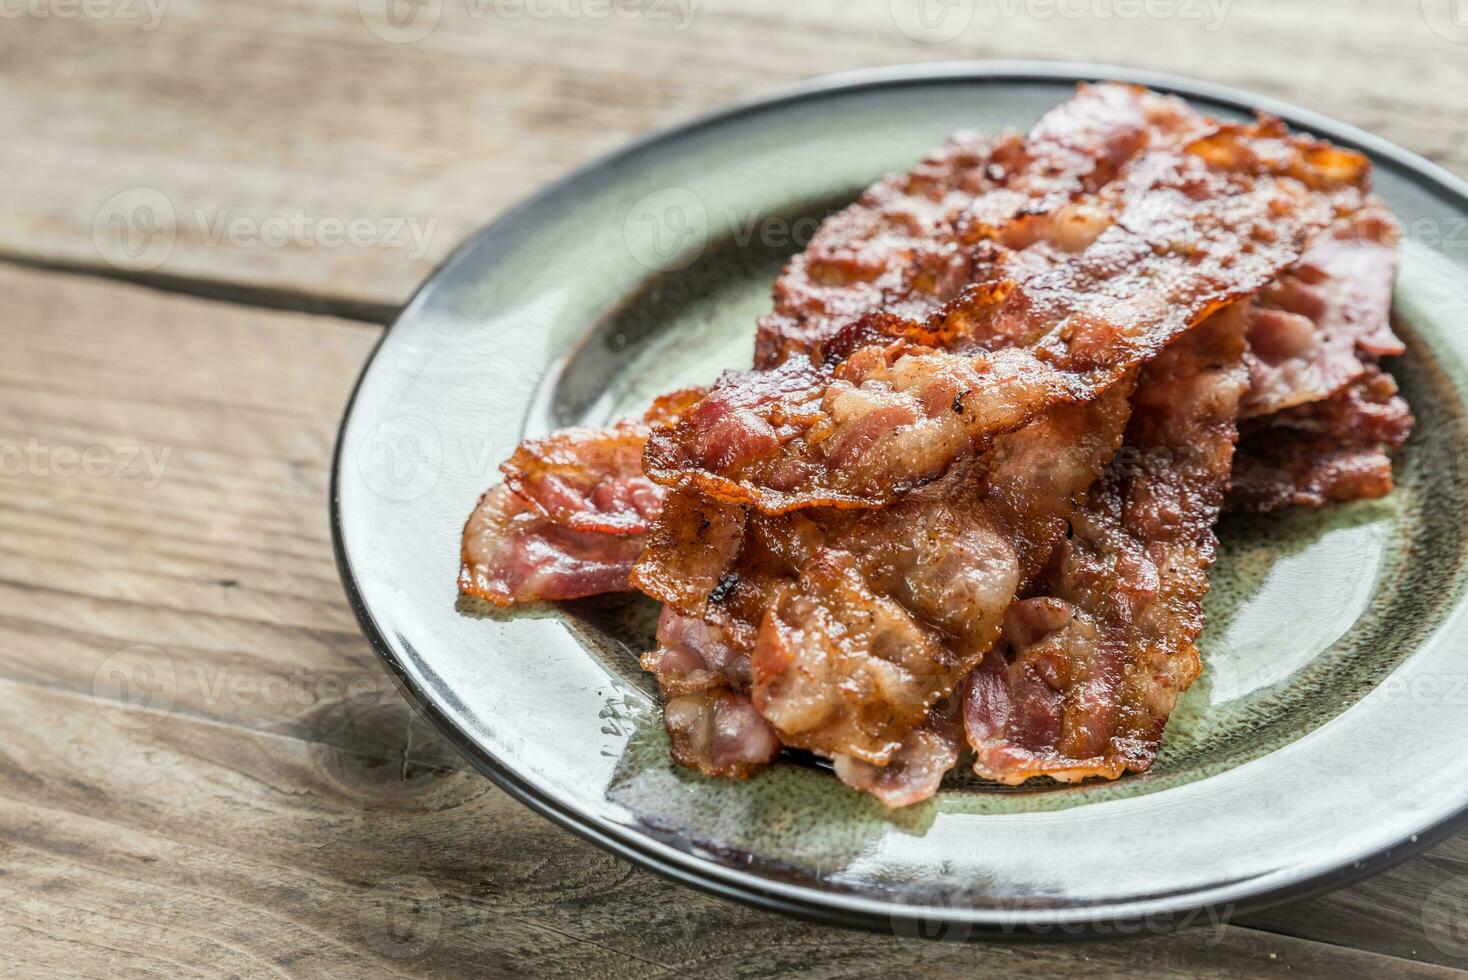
[330,60,1468,940]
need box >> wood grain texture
[7,2,1468,973]
[3,0,1466,318]
[4,675,1464,979]
[0,264,1466,975]
[0,264,467,770]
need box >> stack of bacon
[460,84,1413,807]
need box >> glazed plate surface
[333,63,1468,937]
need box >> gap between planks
[0,248,397,326]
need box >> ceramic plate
[332,62,1468,938]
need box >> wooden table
[5,2,1468,975]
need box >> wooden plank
[3,676,1461,978]
[1240,844,1468,968]
[3,0,1465,317]
[0,262,467,768]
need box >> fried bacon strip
[458,389,702,605]
[755,82,1210,368]
[1231,365,1414,512]
[966,305,1250,783]
[501,422,664,535]
[645,126,1353,514]
[1241,202,1403,419]
[1228,200,1412,511]
[459,486,649,605]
